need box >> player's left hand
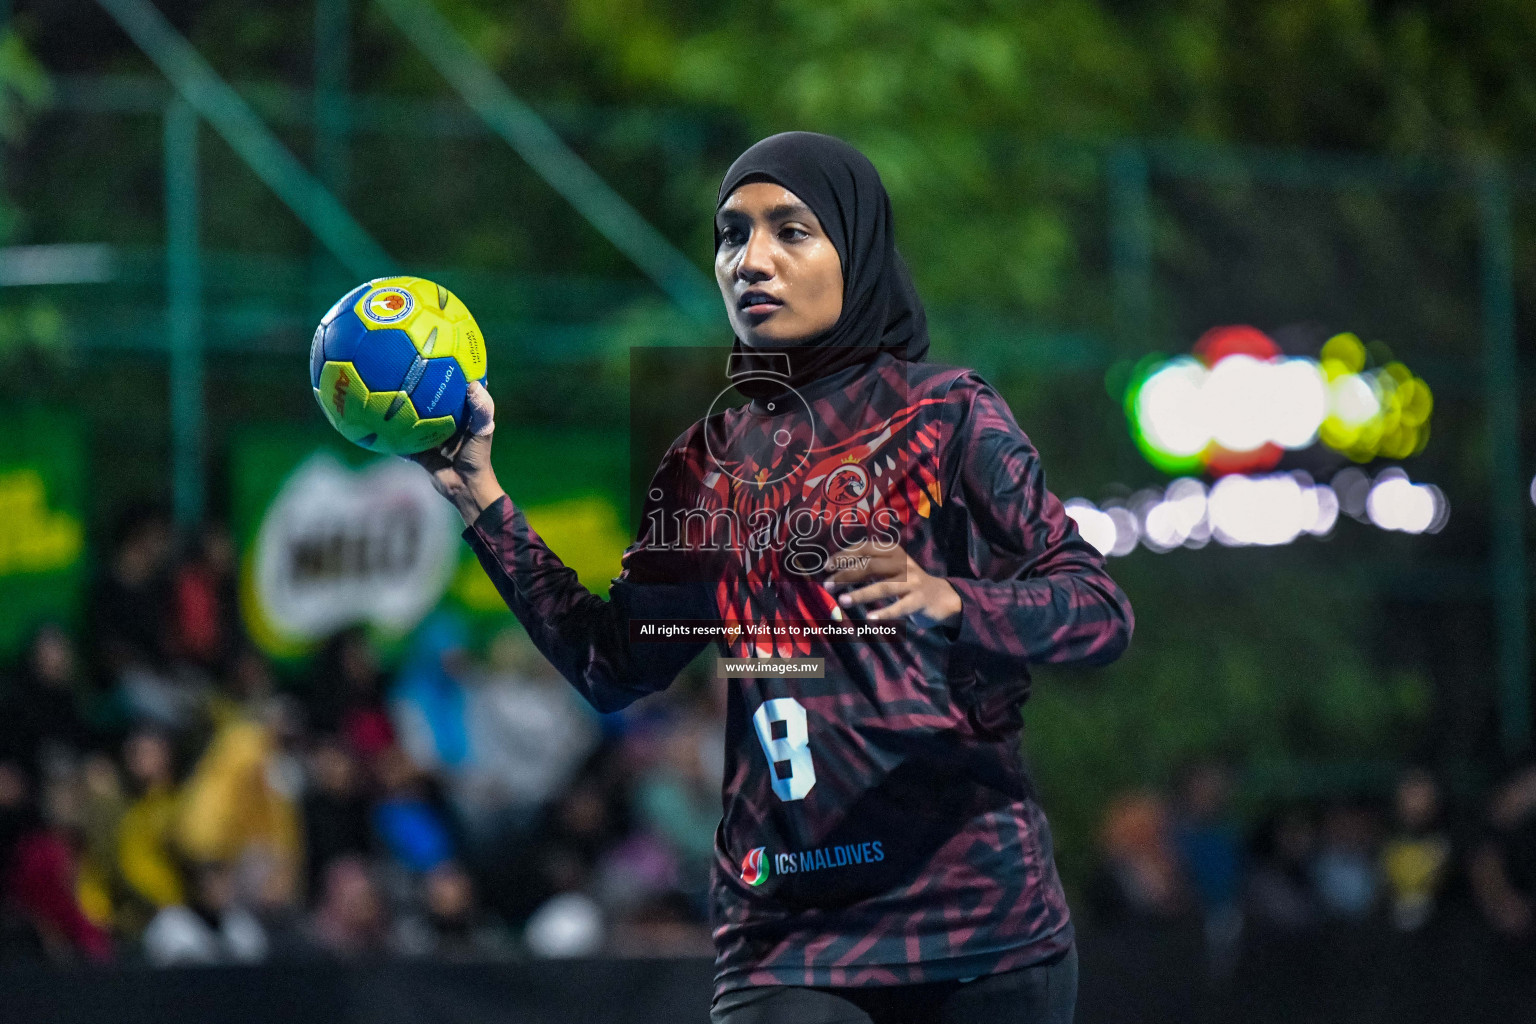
[822,540,962,629]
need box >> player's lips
[738,290,783,316]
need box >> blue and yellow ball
[309,277,488,455]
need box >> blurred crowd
[1086,758,1536,980]
[0,506,721,966]
[5,505,1536,977]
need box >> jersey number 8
[752,697,816,801]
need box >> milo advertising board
[233,426,630,658]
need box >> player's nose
[736,227,775,281]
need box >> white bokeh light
[1071,470,1438,555]
[1164,477,1210,548]
[1104,506,1141,556]
[1424,485,1450,534]
[1143,501,1188,551]
[1270,360,1330,448]
[1065,499,1118,557]
[1367,471,1442,534]
[1307,484,1340,536]
[1206,356,1274,452]
[1138,356,1336,461]
[1137,359,1210,457]
[1207,473,1315,547]
[1329,374,1380,428]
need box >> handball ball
[309,276,488,455]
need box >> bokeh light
[1130,358,1209,473]
[1207,473,1328,547]
[1066,468,1443,557]
[1316,334,1434,463]
[1064,499,1118,558]
[1124,327,1433,476]
[1366,468,1448,535]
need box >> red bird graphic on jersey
[685,397,948,657]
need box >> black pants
[710,944,1078,1024]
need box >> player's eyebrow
[762,202,815,221]
[717,201,817,224]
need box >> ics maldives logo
[740,847,769,887]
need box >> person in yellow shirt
[115,729,184,932]
[174,692,303,909]
[1380,768,1451,932]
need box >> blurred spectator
[370,745,455,875]
[0,762,44,958]
[392,860,511,959]
[628,702,720,912]
[169,524,242,678]
[301,738,374,905]
[173,690,302,906]
[1312,802,1381,920]
[1380,768,1453,932]
[604,675,720,958]
[1088,791,1188,924]
[1172,760,1244,976]
[0,761,111,961]
[308,854,389,957]
[115,729,185,928]
[1246,808,1322,934]
[389,614,473,778]
[142,860,267,966]
[1470,762,1536,969]
[88,506,195,730]
[0,625,101,784]
[484,749,632,935]
[595,832,683,926]
[393,620,600,920]
[38,495,1536,984]
[417,625,597,838]
[212,647,280,724]
[308,627,394,761]
[543,766,629,888]
[74,753,126,932]
[586,693,712,927]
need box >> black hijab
[716,132,929,401]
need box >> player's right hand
[410,379,506,526]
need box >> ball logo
[824,463,869,506]
[363,287,414,324]
[331,368,350,416]
[740,846,769,887]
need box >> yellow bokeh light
[1321,333,1367,374]
[1318,354,1432,463]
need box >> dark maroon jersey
[461,350,1133,996]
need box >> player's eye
[780,226,809,242]
[718,225,747,247]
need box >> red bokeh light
[1193,324,1280,367]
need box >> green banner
[0,409,88,657]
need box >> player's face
[715,183,843,348]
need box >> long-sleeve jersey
[461,350,1133,996]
